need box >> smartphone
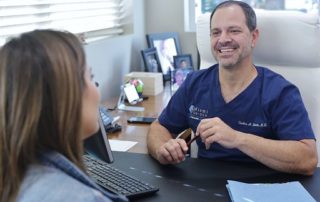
[127,117,156,124]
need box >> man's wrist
[234,131,247,149]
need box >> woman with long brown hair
[0,30,127,202]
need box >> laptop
[83,107,159,198]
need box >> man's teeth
[220,48,234,53]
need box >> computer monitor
[83,113,114,163]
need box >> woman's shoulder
[18,164,112,202]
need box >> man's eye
[230,30,241,33]
[211,31,220,36]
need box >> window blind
[0,0,124,45]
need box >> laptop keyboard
[83,154,159,198]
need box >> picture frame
[173,54,193,69]
[171,67,193,92]
[146,32,182,80]
[141,47,162,73]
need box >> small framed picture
[171,67,193,92]
[146,32,181,81]
[141,47,162,73]
[173,54,193,69]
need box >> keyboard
[83,154,159,198]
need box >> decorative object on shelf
[146,32,181,81]
[126,78,144,98]
[141,47,162,73]
[173,54,193,69]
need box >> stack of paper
[109,140,137,152]
[226,180,316,202]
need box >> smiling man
[147,0,318,175]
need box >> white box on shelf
[124,72,163,96]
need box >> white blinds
[0,0,124,45]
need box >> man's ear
[251,28,259,48]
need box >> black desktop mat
[110,152,320,202]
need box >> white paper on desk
[109,140,137,152]
[226,180,316,202]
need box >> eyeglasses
[175,128,200,147]
[187,135,200,147]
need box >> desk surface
[104,86,320,201]
[104,84,172,153]
[112,152,320,202]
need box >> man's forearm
[147,121,172,160]
[236,132,318,175]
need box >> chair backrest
[196,10,320,166]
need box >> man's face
[210,5,258,69]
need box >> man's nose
[218,32,232,43]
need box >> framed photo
[146,32,181,80]
[141,47,162,73]
[171,67,193,92]
[173,54,193,69]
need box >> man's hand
[196,117,240,149]
[195,117,318,175]
[156,139,189,164]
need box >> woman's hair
[0,30,87,201]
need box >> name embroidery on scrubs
[238,121,267,128]
[189,105,208,120]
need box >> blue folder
[227,180,316,202]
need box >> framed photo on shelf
[141,47,162,73]
[173,54,193,69]
[146,32,181,81]
[171,67,193,92]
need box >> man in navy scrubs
[147,0,318,175]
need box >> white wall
[84,35,133,102]
[84,0,146,102]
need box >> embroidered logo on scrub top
[189,105,208,121]
[238,121,267,128]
